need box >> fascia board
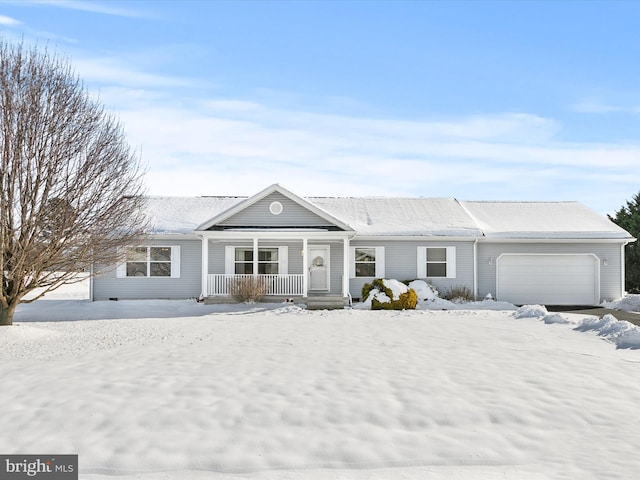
[146,233,201,240]
[477,237,634,244]
[351,235,479,242]
[198,230,354,240]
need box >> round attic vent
[269,201,283,215]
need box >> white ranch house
[92,184,634,307]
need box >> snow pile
[543,313,569,324]
[575,314,640,349]
[514,305,640,350]
[513,304,548,319]
[407,279,439,301]
[602,294,640,313]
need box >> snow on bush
[513,305,548,319]
[382,279,409,299]
[407,279,439,301]
[359,279,517,312]
[361,279,417,310]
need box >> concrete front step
[203,295,349,309]
[306,296,349,310]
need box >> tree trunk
[0,302,17,326]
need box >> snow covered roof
[141,192,632,240]
[310,197,482,237]
[143,196,244,234]
[460,201,633,239]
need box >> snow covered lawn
[2,300,640,480]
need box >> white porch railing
[207,274,304,296]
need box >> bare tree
[0,40,147,325]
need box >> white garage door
[496,254,599,306]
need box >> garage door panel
[497,254,598,306]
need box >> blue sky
[1,0,640,214]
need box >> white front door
[308,246,330,291]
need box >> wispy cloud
[74,57,198,89]
[92,86,640,213]
[572,98,640,114]
[13,0,151,18]
[0,14,21,25]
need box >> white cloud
[74,57,197,89]
[0,14,21,25]
[93,91,640,214]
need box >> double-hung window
[225,246,288,275]
[234,247,279,274]
[417,246,456,278]
[118,246,181,278]
[350,246,385,278]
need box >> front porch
[194,184,357,306]
[199,233,353,302]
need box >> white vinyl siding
[117,246,181,279]
[349,246,385,278]
[417,246,456,279]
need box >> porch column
[343,237,350,298]
[253,237,259,276]
[200,235,209,298]
[302,237,308,297]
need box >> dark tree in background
[0,40,147,325]
[609,192,640,294]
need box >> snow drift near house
[514,305,640,349]
[3,300,640,480]
[602,294,640,313]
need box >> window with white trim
[417,246,456,278]
[225,246,289,275]
[235,247,279,274]
[118,246,181,278]
[350,246,385,278]
[355,248,376,277]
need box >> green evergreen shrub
[610,192,640,293]
[371,288,418,310]
[362,278,392,300]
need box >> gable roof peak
[194,183,354,232]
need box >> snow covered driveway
[2,304,640,479]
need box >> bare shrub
[229,276,269,303]
[443,285,475,303]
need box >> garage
[496,254,599,306]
